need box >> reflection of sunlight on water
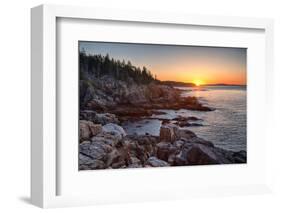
[122,86,246,152]
[181,86,247,151]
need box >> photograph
[78,41,247,170]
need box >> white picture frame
[31,4,274,208]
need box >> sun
[193,79,204,86]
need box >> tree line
[79,49,158,84]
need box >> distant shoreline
[201,84,247,87]
[160,80,246,87]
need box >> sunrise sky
[79,41,247,85]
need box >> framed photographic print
[31,4,274,208]
[78,41,247,170]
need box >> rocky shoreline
[80,76,213,121]
[79,120,246,170]
[79,75,246,170]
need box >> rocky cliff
[80,75,212,121]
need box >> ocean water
[122,86,247,152]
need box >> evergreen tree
[79,51,157,84]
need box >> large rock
[174,142,224,166]
[80,110,120,125]
[79,120,102,141]
[146,156,169,167]
[79,141,112,162]
[159,124,180,142]
[79,153,106,170]
[156,138,217,166]
[79,137,127,170]
[184,144,219,165]
[156,142,178,162]
[80,120,92,140]
[91,132,121,147]
[102,123,127,141]
[127,156,142,168]
[79,140,114,170]
[125,135,158,163]
[96,113,119,125]
[132,135,158,155]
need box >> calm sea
[122,86,247,152]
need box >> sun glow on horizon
[193,79,204,86]
[80,42,247,86]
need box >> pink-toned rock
[174,143,219,166]
[156,142,177,162]
[79,120,102,141]
[159,124,179,142]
